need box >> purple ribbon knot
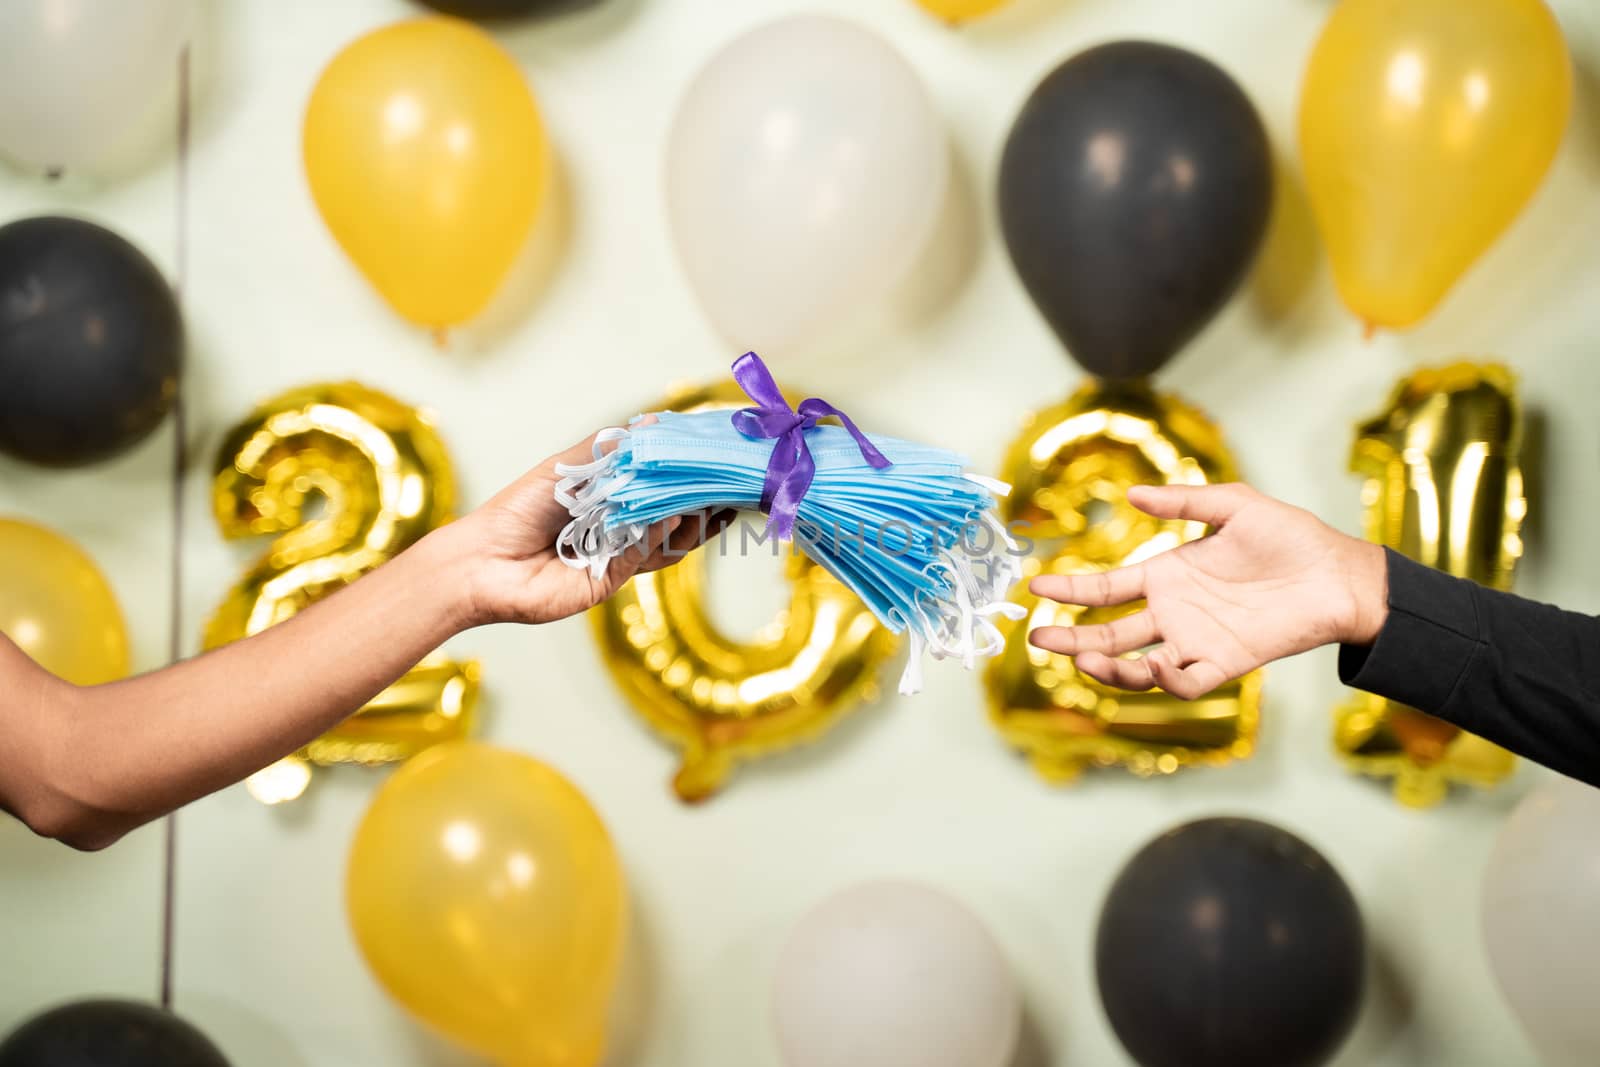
[730,351,892,540]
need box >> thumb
[1127,483,1255,527]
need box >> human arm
[1028,482,1600,787]
[0,429,726,850]
[1337,547,1600,786]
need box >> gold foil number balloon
[347,742,625,1067]
[1299,0,1572,330]
[986,381,1261,781]
[205,382,479,804]
[1335,363,1524,806]
[591,380,899,802]
[0,518,129,685]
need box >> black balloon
[0,216,181,467]
[0,1000,231,1067]
[999,42,1271,380]
[415,0,600,17]
[1095,818,1364,1067]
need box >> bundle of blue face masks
[554,355,1025,695]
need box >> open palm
[1028,483,1387,699]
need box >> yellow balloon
[913,0,1010,23]
[0,518,128,686]
[1299,0,1572,330]
[304,18,546,329]
[347,743,625,1067]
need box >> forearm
[0,425,693,850]
[9,521,480,848]
[1341,549,1600,786]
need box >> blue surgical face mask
[555,407,1023,694]
[632,411,968,471]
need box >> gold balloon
[913,0,1010,23]
[1335,362,1524,806]
[591,380,899,802]
[304,17,547,329]
[1000,379,1239,555]
[204,382,478,804]
[987,381,1262,781]
[1299,0,1572,330]
[0,518,128,686]
[347,742,625,1067]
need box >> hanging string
[159,40,192,1014]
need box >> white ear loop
[899,629,928,696]
[555,426,644,580]
[892,511,1026,695]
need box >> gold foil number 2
[204,383,479,804]
[985,381,1262,782]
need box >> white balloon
[1482,775,1600,1067]
[0,0,193,175]
[666,15,948,358]
[772,880,1020,1067]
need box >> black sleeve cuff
[1337,548,1484,713]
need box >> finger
[1075,650,1157,691]
[644,508,737,570]
[552,413,658,469]
[1029,611,1158,657]
[552,430,605,468]
[1149,655,1229,700]
[682,507,738,549]
[1127,482,1254,527]
[622,515,681,570]
[1030,565,1145,607]
[1144,644,1179,670]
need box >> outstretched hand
[1028,483,1389,699]
[454,421,732,626]
[0,419,732,850]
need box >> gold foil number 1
[1334,362,1524,807]
[204,383,479,804]
[985,381,1262,782]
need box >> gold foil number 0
[590,380,899,802]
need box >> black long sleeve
[1338,548,1600,788]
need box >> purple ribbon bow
[730,351,892,540]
